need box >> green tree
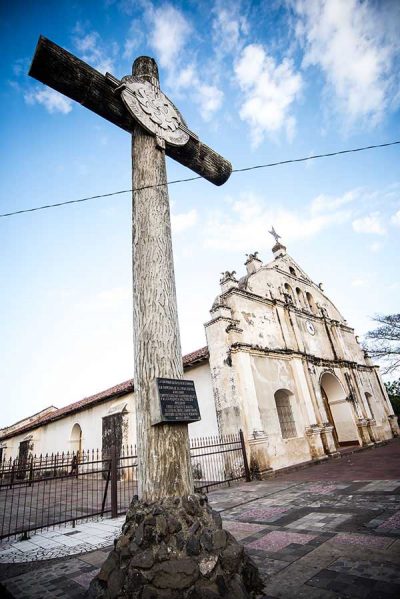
[385,380,400,417]
[365,314,400,374]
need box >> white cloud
[145,6,223,121]
[352,212,386,235]
[123,19,144,60]
[24,88,72,114]
[310,190,359,214]
[211,2,248,57]
[171,209,198,233]
[293,0,400,125]
[391,210,400,227]
[13,57,29,77]
[204,191,349,251]
[147,4,191,69]
[175,65,196,88]
[234,44,302,146]
[195,83,224,121]
[73,24,118,74]
[175,64,224,121]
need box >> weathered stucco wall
[205,245,397,472]
[250,354,312,469]
[1,393,135,461]
[186,362,219,438]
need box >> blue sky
[1,0,399,427]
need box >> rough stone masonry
[88,494,264,599]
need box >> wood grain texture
[29,36,232,186]
[131,57,193,501]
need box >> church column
[204,276,244,438]
[353,368,379,443]
[291,360,326,460]
[304,363,339,456]
[274,304,291,349]
[345,370,374,446]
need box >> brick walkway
[1,438,399,598]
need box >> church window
[296,287,305,308]
[284,283,294,303]
[274,390,297,439]
[289,266,296,276]
[306,291,316,314]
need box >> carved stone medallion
[118,75,189,146]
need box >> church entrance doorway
[320,372,360,447]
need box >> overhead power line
[1,140,399,219]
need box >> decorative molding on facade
[225,322,243,334]
[250,430,267,440]
[244,252,263,275]
[204,315,237,328]
[227,341,377,374]
[305,425,323,435]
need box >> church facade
[205,235,398,474]
[1,236,398,474]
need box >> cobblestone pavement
[1,439,399,598]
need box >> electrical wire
[1,140,399,219]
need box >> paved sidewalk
[1,439,399,598]
[0,518,124,564]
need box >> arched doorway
[70,423,82,455]
[320,372,360,447]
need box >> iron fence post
[111,445,118,518]
[10,464,15,489]
[29,457,34,487]
[239,429,251,482]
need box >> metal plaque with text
[150,378,201,425]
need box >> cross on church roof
[268,226,281,244]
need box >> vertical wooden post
[132,56,193,502]
[239,429,251,482]
[110,445,118,518]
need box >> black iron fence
[0,431,250,540]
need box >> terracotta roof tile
[0,347,209,441]
[183,346,209,367]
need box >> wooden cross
[29,37,232,502]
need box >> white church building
[1,234,398,475]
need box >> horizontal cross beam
[29,36,232,186]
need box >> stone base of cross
[29,38,264,598]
